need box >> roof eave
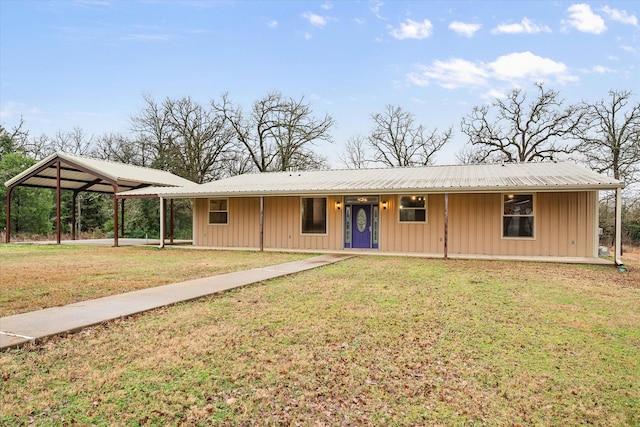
[146,183,623,199]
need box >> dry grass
[0,245,309,316]
[1,247,638,426]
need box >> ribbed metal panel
[118,162,623,198]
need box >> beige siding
[193,191,598,258]
[378,195,444,254]
[193,196,343,250]
[446,192,597,257]
[193,198,261,247]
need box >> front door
[352,204,371,248]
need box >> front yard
[1,246,639,425]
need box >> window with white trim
[301,197,327,234]
[208,199,228,225]
[398,195,427,222]
[503,194,534,238]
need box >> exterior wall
[193,196,343,250]
[447,191,597,257]
[193,191,598,258]
[378,194,445,254]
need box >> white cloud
[370,1,386,20]
[267,20,278,29]
[390,18,433,40]
[491,17,551,34]
[320,2,333,10]
[586,65,616,74]
[449,21,481,37]
[0,101,41,120]
[482,89,508,101]
[563,4,606,34]
[302,12,327,28]
[408,51,577,90]
[408,58,489,88]
[602,6,638,26]
[489,51,576,83]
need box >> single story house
[118,161,625,265]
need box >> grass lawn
[0,245,310,316]
[1,247,639,426]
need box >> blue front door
[351,204,371,248]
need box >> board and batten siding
[377,194,444,254]
[445,191,597,257]
[193,196,343,250]
[193,191,598,258]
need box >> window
[208,199,228,225]
[398,195,427,222]
[503,194,534,238]
[301,197,327,234]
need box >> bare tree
[574,89,640,187]
[130,95,236,183]
[93,133,141,164]
[0,118,29,159]
[460,83,584,163]
[130,93,173,169]
[340,135,371,169]
[163,96,236,183]
[214,92,333,172]
[52,127,95,155]
[368,105,451,167]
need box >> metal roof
[4,152,195,193]
[117,161,623,199]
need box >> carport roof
[4,152,195,193]
[117,161,624,198]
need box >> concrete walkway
[0,254,352,350]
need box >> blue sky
[1,0,638,166]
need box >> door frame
[343,195,380,249]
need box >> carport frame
[4,153,186,246]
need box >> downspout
[5,186,12,243]
[259,196,264,252]
[614,187,626,271]
[444,193,449,259]
[159,197,165,249]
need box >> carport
[4,152,194,246]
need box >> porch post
[72,191,78,240]
[5,186,12,243]
[260,196,264,251]
[159,197,165,249]
[120,198,125,238]
[443,193,449,259]
[56,159,61,245]
[170,198,174,244]
[614,187,623,265]
[112,185,119,247]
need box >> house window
[301,197,327,234]
[503,194,534,238]
[399,195,427,222]
[209,199,228,225]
